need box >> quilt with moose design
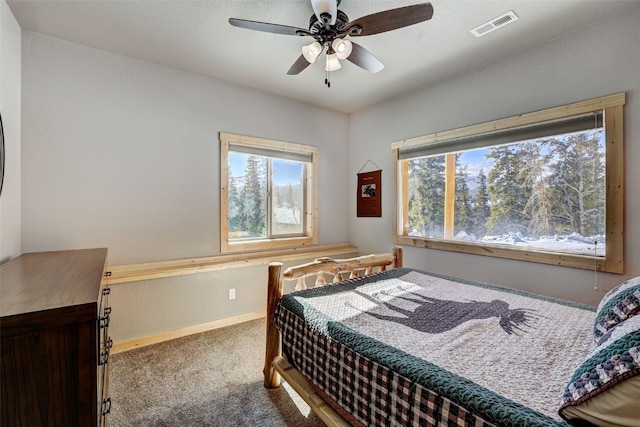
[274,268,596,427]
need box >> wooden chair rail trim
[103,243,358,285]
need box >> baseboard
[111,309,266,354]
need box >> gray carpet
[109,318,325,426]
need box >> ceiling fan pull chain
[325,54,330,88]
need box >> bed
[264,247,640,427]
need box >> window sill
[394,235,622,273]
[221,235,316,253]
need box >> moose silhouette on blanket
[354,290,536,335]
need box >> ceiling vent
[471,11,519,38]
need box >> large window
[220,132,318,253]
[393,93,625,273]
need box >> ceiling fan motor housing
[308,10,350,42]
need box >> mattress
[274,268,596,427]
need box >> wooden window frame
[220,132,318,253]
[392,93,625,273]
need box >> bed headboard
[264,246,403,388]
[282,246,403,290]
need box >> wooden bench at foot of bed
[263,247,403,426]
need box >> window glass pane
[228,152,267,240]
[403,128,605,256]
[271,159,304,236]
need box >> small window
[392,93,625,273]
[220,132,318,253]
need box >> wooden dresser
[1,248,111,426]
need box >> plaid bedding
[274,268,596,427]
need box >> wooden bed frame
[263,247,403,426]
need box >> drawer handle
[100,310,111,328]
[102,287,111,295]
[102,397,112,415]
[99,349,110,366]
[100,315,110,328]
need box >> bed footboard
[264,261,284,388]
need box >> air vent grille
[471,11,519,37]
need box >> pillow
[593,276,640,341]
[559,314,640,427]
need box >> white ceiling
[8,0,639,113]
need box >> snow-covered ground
[466,231,604,256]
[410,229,605,257]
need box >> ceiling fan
[229,1,434,87]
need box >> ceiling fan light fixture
[302,41,323,63]
[332,38,352,60]
[325,53,342,71]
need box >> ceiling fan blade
[229,18,309,36]
[311,0,338,25]
[287,54,312,75]
[346,42,384,73]
[345,3,434,37]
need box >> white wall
[17,4,640,343]
[20,31,350,342]
[349,5,640,306]
[0,0,21,262]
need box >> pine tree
[519,141,552,237]
[486,144,531,235]
[228,175,245,234]
[454,159,474,236]
[546,132,604,236]
[244,155,267,237]
[286,182,300,225]
[472,167,491,238]
[407,156,445,237]
[274,184,283,208]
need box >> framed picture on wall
[357,169,381,217]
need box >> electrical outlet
[228,288,236,300]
